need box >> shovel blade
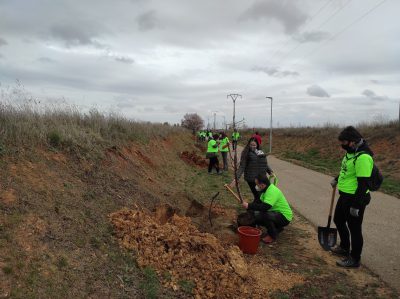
[318,226,337,251]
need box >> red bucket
[237,226,262,254]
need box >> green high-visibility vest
[219,137,229,152]
[232,132,240,140]
[207,140,218,153]
[260,184,293,221]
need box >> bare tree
[181,113,204,134]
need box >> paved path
[267,155,400,291]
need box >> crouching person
[241,173,293,244]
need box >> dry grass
[0,98,183,158]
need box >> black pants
[254,211,290,239]
[247,181,261,203]
[221,152,228,171]
[232,140,238,150]
[333,194,367,262]
[208,156,219,173]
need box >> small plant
[139,266,159,299]
[47,131,62,147]
[0,143,6,155]
[178,279,196,295]
[56,256,68,269]
[2,266,13,275]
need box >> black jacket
[237,150,273,182]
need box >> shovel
[318,186,337,251]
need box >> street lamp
[266,96,273,153]
[212,111,218,131]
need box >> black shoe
[330,246,349,257]
[336,257,360,268]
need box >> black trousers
[208,156,219,173]
[254,211,290,239]
[232,140,238,150]
[247,181,261,203]
[333,194,367,262]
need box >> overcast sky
[0,0,399,128]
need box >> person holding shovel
[330,126,374,268]
[219,132,230,172]
[240,173,292,244]
[229,137,274,203]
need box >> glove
[330,178,338,188]
[350,207,359,217]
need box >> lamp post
[212,111,218,131]
[266,96,273,153]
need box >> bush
[47,131,62,147]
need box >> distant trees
[181,113,204,134]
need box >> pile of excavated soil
[179,151,208,168]
[110,206,304,298]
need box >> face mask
[255,185,261,192]
[341,144,355,153]
[250,146,257,151]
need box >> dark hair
[213,134,219,140]
[256,173,270,186]
[338,126,363,142]
[255,131,259,135]
[240,137,260,160]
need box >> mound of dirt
[110,207,251,298]
[180,151,208,168]
[110,206,304,298]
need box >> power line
[273,0,354,67]
[264,0,335,67]
[294,0,388,65]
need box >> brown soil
[110,205,304,298]
[180,150,208,168]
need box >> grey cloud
[0,53,3,59]
[163,105,180,113]
[240,0,307,34]
[293,30,330,43]
[370,79,380,84]
[137,10,160,31]
[144,107,155,112]
[38,57,57,63]
[115,56,134,64]
[0,37,7,47]
[252,66,299,78]
[307,85,330,97]
[49,24,106,48]
[361,89,388,101]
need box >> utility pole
[212,111,218,131]
[227,93,243,203]
[266,96,273,153]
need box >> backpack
[354,153,383,191]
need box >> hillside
[1,109,398,298]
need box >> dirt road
[267,155,400,291]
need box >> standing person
[206,133,220,174]
[219,132,230,172]
[330,126,374,268]
[229,137,274,203]
[232,129,240,150]
[241,173,292,244]
[252,131,262,146]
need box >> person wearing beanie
[330,126,374,268]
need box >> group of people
[199,126,375,268]
[200,129,241,174]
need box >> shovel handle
[327,186,337,227]
[224,184,242,204]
